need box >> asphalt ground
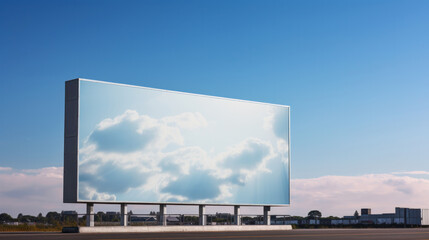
[1,228,429,240]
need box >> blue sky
[1,0,429,216]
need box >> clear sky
[1,0,429,217]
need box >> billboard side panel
[63,79,79,203]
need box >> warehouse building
[358,207,429,225]
[284,207,429,226]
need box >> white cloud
[263,108,288,141]
[277,139,289,159]
[0,166,83,217]
[161,112,208,129]
[392,171,429,175]
[217,138,275,186]
[78,111,211,201]
[0,166,160,216]
[0,167,12,171]
[22,167,62,178]
[87,110,185,153]
[288,174,429,217]
[159,146,209,175]
[80,110,278,203]
[79,184,116,201]
[3,166,428,218]
[220,138,274,171]
[95,109,140,130]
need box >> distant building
[286,207,429,226]
[215,212,232,219]
[61,211,77,215]
[361,208,371,216]
[129,216,156,222]
[61,210,78,221]
[359,207,427,225]
[106,211,119,215]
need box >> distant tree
[354,210,359,218]
[96,211,105,222]
[112,215,120,222]
[36,213,45,223]
[307,210,322,219]
[17,213,23,221]
[46,212,61,225]
[0,213,13,222]
[18,215,36,223]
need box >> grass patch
[0,224,62,232]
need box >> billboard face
[64,79,290,205]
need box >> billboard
[64,79,290,206]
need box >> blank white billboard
[64,79,290,206]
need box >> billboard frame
[64,78,291,207]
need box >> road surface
[1,228,429,240]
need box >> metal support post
[234,206,241,225]
[263,206,271,225]
[199,205,206,225]
[159,204,167,226]
[120,203,128,226]
[86,203,94,227]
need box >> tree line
[0,212,65,225]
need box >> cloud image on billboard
[77,80,289,205]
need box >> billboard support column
[234,206,241,225]
[263,206,271,225]
[160,204,167,226]
[199,205,206,225]
[86,203,94,227]
[120,204,128,226]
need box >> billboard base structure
[84,203,277,227]
[264,206,271,225]
[234,206,241,225]
[86,203,94,227]
[64,225,292,233]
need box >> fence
[60,213,292,227]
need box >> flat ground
[1,228,429,240]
